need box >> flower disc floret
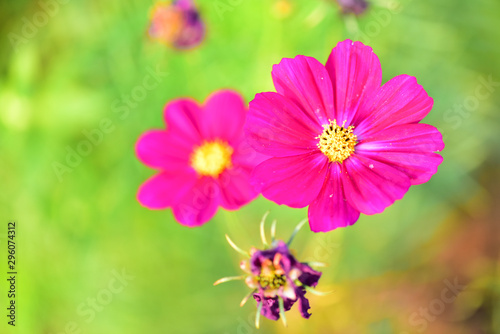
[190,140,233,177]
[317,119,357,163]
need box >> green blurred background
[1,0,499,333]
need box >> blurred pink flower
[148,0,205,49]
[335,0,369,15]
[136,90,262,227]
[245,39,444,232]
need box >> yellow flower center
[190,140,233,177]
[257,254,287,290]
[317,119,357,163]
[257,273,287,290]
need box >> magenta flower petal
[163,98,203,145]
[172,177,220,227]
[231,138,268,169]
[137,90,261,227]
[355,74,433,137]
[342,154,411,215]
[137,169,198,209]
[136,130,191,170]
[253,294,296,321]
[252,153,328,208]
[296,287,312,319]
[246,92,321,157]
[357,123,444,185]
[218,140,267,210]
[308,164,360,232]
[296,263,322,288]
[272,56,334,125]
[200,90,247,144]
[218,166,256,210]
[325,39,382,124]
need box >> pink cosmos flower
[136,90,262,227]
[245,39,444,232]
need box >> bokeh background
[1,0,499,333]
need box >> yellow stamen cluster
[317,119,357,163]
[190,140,233,177]
[257,273,286,290]
[257,254,287,290]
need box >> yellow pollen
[190,140,233,177]
[256,256,287,290]
[257,273,287,290]
[316,119,357,163]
